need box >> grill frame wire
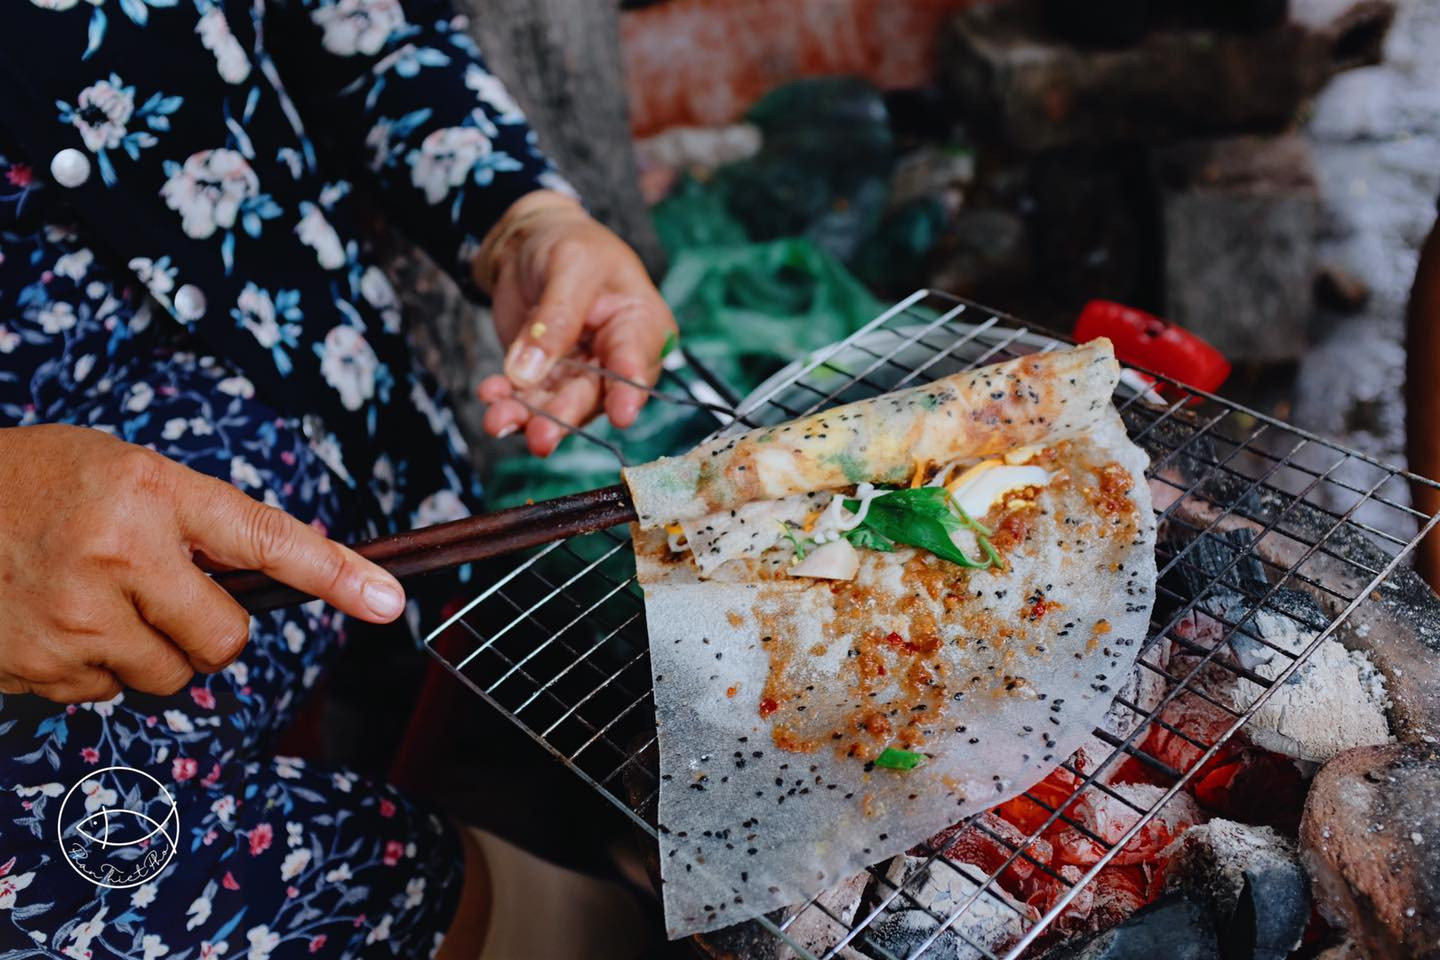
[424,289,1440,960]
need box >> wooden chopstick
[215,483,638,613]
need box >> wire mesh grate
[425,290,1440,960]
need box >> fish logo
[57,766,179,888]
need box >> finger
[175,476,405,623]
[482,396,530,439]
[131,562,251,674]
[105,622,196,696]
[476,373,514,405]
[525,371,602,457]
[504,250,607,388]
[31,665,124,706]
[592,293,676,428]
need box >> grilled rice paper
[627,343,1157,938]
[623,338,1120,529]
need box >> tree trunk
[464,0,665,275]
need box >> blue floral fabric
[0,0,572,954]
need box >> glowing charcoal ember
[918,811,1054,888]
[1049,784,1205,867]
[995,767,1088,837]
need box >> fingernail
[363,579,404,619]
[507,345,548,385]
[495,423,518,439]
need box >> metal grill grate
[424,290,1440,960]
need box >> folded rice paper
[624,337,1120,529]
[624,339,1158,938]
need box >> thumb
[505,247,605,388]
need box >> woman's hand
[0,424,406,704]
[474,190,677,457]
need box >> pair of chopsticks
[217,352,736,613]
[215,483,638,612]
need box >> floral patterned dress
[0,1,570,956]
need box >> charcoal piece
[1162,820,1309,960]
[1161,480,1440,745]
[1039,894,1218,960]
[1300,743,1440,959]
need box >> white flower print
[162,417,189,440]
[62,906,107,959]
[332,771,355,793]
[283,620,305,654]
[0,869,36,910]
[82,691,123,716]
[217,375,255,398]
[324,862,353,884]
[86,280,107,299]
[464,64,524,124]
[286,821,304,847]
[141,934,170,960]
[197,8,252,85]
[279,847,311,880]
[404,876,426,909]
[246,924,280,960]
[365,914,393,945]
[236,284,282,348]
[295,202,346,269]
[360,265,402,333]
[199,941,228,959]
[0,326,19,354]
[164,709,194,733]
[414,488,468,529]
[128,255,177,297]
[14,783,64,799]
[186,895,213,931]
[69,77,134,152]
[161,149,259,240]
[186,894,212,931]
[275,755,305,779]
[230,456,264,489]
[226,658,249,686]
[54,248,94,281]
[125,381,154,412]
[34,302,76,334]
[318,325,378,411]
[311,0,405,57]
[210,795,236,826]
[73,354,95,382]
[131,882,158,909]
[80,779,117,814]
[409,126,491,205]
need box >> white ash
[1162,819,1300,909]
[1226,636,1391,764]
[776,871,870,960]
[862,856,1034,960]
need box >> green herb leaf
[844,488,991,569]
[778,521,806,560]
[874,747,927,771]
[660,330,680,360]
[845,526,895,552]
